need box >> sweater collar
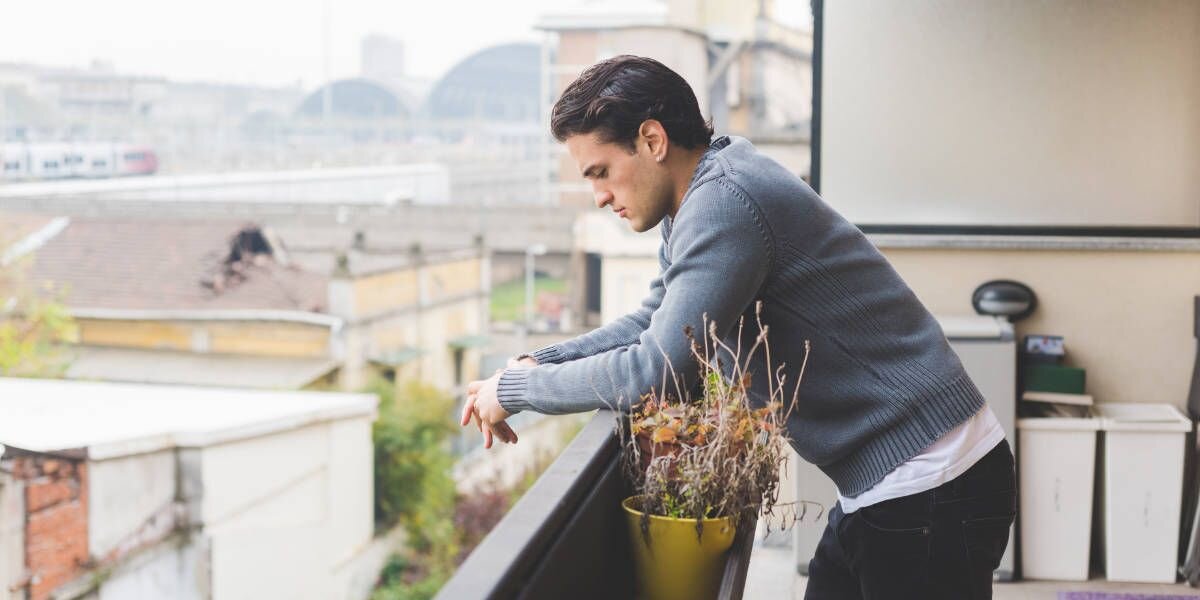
[667,136,730,235]
[686,135,730,192]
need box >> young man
[461,55,1015,599]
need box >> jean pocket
[845,500,933,597]
[962,512,1015,572]
[857,499,932,535]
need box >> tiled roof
[0,212,58,250]
[22,217,329,312]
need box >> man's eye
[597,170,607,179]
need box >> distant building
[296,79,409,121]
[2,214,490,393]
[0,61,305,172]
[0,164,451,205]
[571,211,661,327]
[0,377,379,600]
[423,43,541,124]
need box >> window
[453,348,465,386]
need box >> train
[1,142,158,181]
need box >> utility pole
[521,243,547,352]
[322,0,333,122]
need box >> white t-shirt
[838,405,1006,513]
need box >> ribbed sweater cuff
[497,367,534,414]
[525,345,568,365]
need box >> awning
[368,347,425,367]
[64,346,339,390]
[447,334,490,350]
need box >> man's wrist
[526,345,566,364]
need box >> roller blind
[817,0,1200,228]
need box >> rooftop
[0,377,376,460]
[19,217,328,312]
[2,213,485,314]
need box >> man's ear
[638,119,668,163]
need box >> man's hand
[460,370,516,449]
[507,355,538,368]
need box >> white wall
[326,418,374,570]
[89,449,177,557]
[99,540,205,600]
[601,256,661,326]
[198,416,376,600]
[821,0,1200,227]
[87,416,375,600]
[0,472,23,600]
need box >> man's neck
[668,146,709,217]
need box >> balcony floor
[744,532,1200,599]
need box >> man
[461,55,1015,599]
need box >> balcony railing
[437,409,757,600]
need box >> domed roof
[296,78,406,119]
[423,43,540,122]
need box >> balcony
[437,409,758,600]
[439,401,1200,600]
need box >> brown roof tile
[25,218,329,312]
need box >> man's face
[566,131,673,233]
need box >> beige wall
[821,0,1200,227]
[339,255,488,392]
[589,235,1200,412]
[423,259,482,304]
[352,269,418,318]
[882,245,1200,411]
[77,318,332,358]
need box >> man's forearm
[522,242,668,364]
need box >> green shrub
[370,378,459,567]
[369,553,447,600]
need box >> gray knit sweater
[497,135,986,497]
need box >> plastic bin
[1095,403,1193,583]
[1017,416,1101,580]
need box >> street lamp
[520,243,548,353]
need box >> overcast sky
[0,0,560,88]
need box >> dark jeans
[804,439,1016,600]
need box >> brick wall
[11,455,88,600]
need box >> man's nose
[594,190,613,209]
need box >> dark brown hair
[550,55,713,152]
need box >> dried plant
[618,302,823,537]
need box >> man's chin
[628,214,665,233]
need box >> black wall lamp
[971,280,1037,322]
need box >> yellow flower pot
[622,496,737,600]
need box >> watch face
[1024,335,1064,356]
